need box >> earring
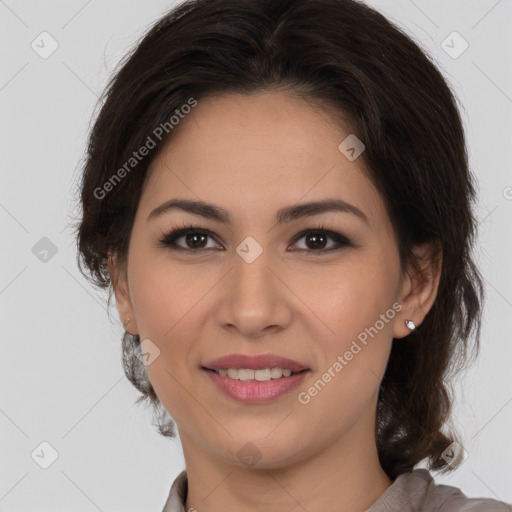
[405,319,416,331]
[124,318,130,328]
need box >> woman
[74,0,511,510]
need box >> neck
[180,407,393,512]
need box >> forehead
[141,92,388,230]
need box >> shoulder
[433,479,510,511]
[406,469,511,512]
[162,470,188,512]
[368,468,512,512]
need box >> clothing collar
[160,467,508,512]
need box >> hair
[73,0,484,480]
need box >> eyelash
[157,222,352,254]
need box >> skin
[109,91,441,512]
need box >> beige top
[161,468,511,511]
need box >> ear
[393,240,442,339]
[108,252,139,335]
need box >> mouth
[201,367,309,381]
[202,353,310,374]
[200,353,311,403]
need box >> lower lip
[203,368,310,403]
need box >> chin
[212,435,311,470]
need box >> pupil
[187,233,207,248]
[307,232,325,249]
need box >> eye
[158,223,222,251]
[158,223,352,253]
[290,226,352,253]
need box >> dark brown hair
[73,0,484,480]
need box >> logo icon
[32,237,58,263]
[236,236,263,264]
[338,134,365,161]
[236,442,262,467]
[31,441,59,469]
[441,32,469,59]
[441,441,468,468]
[136,338,161,366]
[31,32,59,59]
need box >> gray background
[1,0,511,510]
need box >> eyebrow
[147,198,369,226]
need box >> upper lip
[202,353,310,372]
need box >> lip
[202,353,310,372]
[203,368,310,403]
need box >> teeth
[227,368,238,379]
[215,367,296,381]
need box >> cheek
[297,256,398,405]
[297,256,398,343]
[295,269,397,431]
[128,249,208,340]
[126,251,213,411]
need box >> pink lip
[203,368,310,403]
[202,353,309,372]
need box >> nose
[214,245,293,338]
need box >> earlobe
[393,241,442,339]
[108,252,138,334]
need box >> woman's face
[114,91,418,468]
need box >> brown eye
[159,227,222,251]
[291,229,352,253]
[305,231,328,250]
[183,232,208,249]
